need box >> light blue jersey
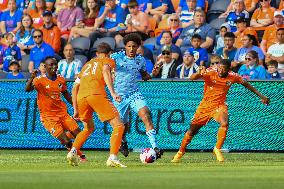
[111,51,146,96]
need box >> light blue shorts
[113,91,147,123]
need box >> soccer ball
[140,148,156,163]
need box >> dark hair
[96,42,112,53]
[220,59,231,69]
[33,29,43,36]
[245,34,258,46]
[267,60,278,68]
[19,14,34,38]
[247,50,259,65]
[128,0,138,7]
[123,33,141,46]
[192,34,202,40]
[224,32,235,39]
[43,56,57,64]
[34,0,47,13]
[161,30,172,38]
[277,28,284,32]
[85,0,99,19]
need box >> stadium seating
[21,55,30,73]
[143,37,159,53]
[209,18,226,31]
[89,37,116,58]
[70,37,91,57]
[75,54,88,65]
[0,71,7,79]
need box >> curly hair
[123,33,141,46]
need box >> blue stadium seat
[208,0,230,12]
[70,37,91,57]
[143,37,159,53]
[74,54,88,65]
[22,72,31,79]
[21,55,30,72]
[115,40,125,52]
[0,71,7,79]
[209,18,226,31]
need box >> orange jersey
[235,27,258,48]
[0,0,8,10]
[262,24,284,50]
[200,68,244,107]
[251,7,275,21]
[76,57,115,100]
[27,10,44,29]
[280,0,284,10]
[33,75,68,118]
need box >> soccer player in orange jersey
[171,59,270,163]
[68,42,126,167]
[25,56,86,164]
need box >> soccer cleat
[213,147,224,162]
[67,151,79,166]
[119,141,129,157]
[79,154,87,163]
[106,159,127,168]
[171,151,185,163]
[154,147,164,159]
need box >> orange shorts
[41,114,79,138]
[191,104,228,126]
[77,94,119,122]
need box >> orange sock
[179,131,193,153]
[110,124,124,155]
[215,126,228,149]
[72,127,94,150]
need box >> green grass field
[0,150,283,189]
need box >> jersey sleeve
[32,77,40,90]
[103,58,115,70]
[232,73,245,84]
[202,68,214,80]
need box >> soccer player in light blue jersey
[111,33,163,159]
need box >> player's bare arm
[62,90,73,105]
[242,80,270,105]
[102,64,121,102]
[72,81,80,120]
[25,69,38,92]
[140,70,151,81]
[189,66,206,80]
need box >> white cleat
[67,151,79,166]
[106,159,127,168]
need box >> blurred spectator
[209,54,222,69]
[114,0,149,46]
[156,31,182,64]
[57,0,84,40]
[214,23,231,52]
[260,11,284,53]
[151,45,179,79]
[137,46,153,77]
[6,60,24,79]
[175,50,199,79]
[0,0,22,34]
[116,0,129,9]
[29,29,54,72]
[280,0,283,10]
[41,10,61,53]
[176,10,215,51]
[238,50,267,79]
[233,34,264,72]
[234,17,258,48]
[156,14,183,46]
[187,34,208,66]
[250,0,275,29]
[38,61,46,75]
[216,32,237,63]
[16,14,35,55]
[223,0,258,15]
[0,0,8,11]
[266,60,281,79]
[176,0,197,28]
[27,0,47,29]
[3,32,22,72]
[90,0,126,44]
[68,0,99,42]
[220,0,249,32]
[0,44,5,70]
[145,0,175,23]
[57,43,82,79]
[266,28,284,75]
[29,0,55,11]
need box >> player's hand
[73,110,80,121]
[31,69,39,79]
[198,66,206,75]
[261,96,270,105]
[112,93,122,102]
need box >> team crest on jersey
[50,128,56,134]
[226,81,232,86]
[46,85,50,89]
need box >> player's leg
[213,105,229,162]
[171,123,204,163]
[113,96,131,157]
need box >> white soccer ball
[140,148,156,163]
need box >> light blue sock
[146,129,158,149]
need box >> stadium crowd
[0,0,283,80]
